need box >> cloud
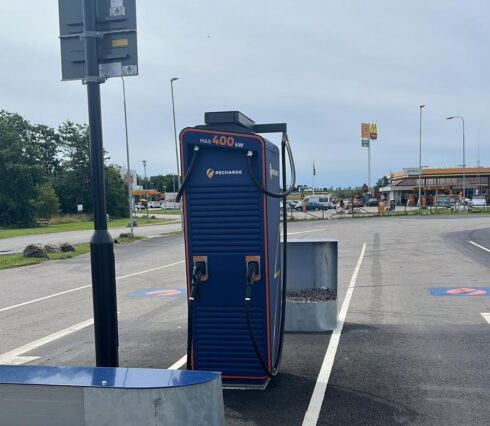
[0,0,488,185]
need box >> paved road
[0,216,489,424]
[0,221,182,254]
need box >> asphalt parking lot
[0,215,489,425]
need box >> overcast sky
[1,0,489,187]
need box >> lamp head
[170,77,179,82]
[446,116,454,120]
[420,105,425,108]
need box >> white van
[303,195,334,209]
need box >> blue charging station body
[180,112,282,388]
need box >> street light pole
[170,77,184,230]
[446,115,466,200]
[121,77,134,236]
[170,78,181,188]
[418,105,425,214]
[142,160,149,221]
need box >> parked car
[295,201,323,211]
[470,197,487,207]
[366,198,378,207]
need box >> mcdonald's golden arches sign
[370,123,377,140]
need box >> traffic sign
[58,0,138,80]
[362,139,369,147]
[429,287,490,296]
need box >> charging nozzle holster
[190,256,208,301]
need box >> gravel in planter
[286,287,336,303]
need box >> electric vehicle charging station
[177,111,295,389]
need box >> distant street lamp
[418,105,425,214]
[142,160,149,221]
[446,115,466,200]
[142,160,148,189]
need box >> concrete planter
[283,239,338,332]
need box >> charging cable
[187,261,206,369]
[176,146,200,203]
[245,261,278,378]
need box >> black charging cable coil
[246,132,296,198]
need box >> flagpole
[312,162,316,195]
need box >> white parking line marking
[302,243,367,426]
[168,354,187,370]
[0,318,94,365]
[0,284,92,314]
[287,229,328,236]
[482,313,490,325]
[0,260,185,314]
[469,241,490,253]
[116,261,185,280]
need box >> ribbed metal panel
[194,306,267,376]
[188,185,262,254]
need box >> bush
[33,183,60,220]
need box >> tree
[29,124,61,178]
[55,121,92,214]
[105,165,129,217]
[56,122,129,217]
[375,176,389,188]
[33,183,60,219]
[150,174,179,193]
[0,111,45,226]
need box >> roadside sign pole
[368,138,371,193]
[82,0,119,367]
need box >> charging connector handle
[245,261,259,302]
[189,261,206,301]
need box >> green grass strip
[0,217,173,240]
[0,236,143,270]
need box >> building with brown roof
[380,166,490,206]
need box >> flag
[313,162,316,176]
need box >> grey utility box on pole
[59,0,138,80]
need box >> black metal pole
[82,0,119,367]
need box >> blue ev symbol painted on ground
[128,288,187,297]
[429,287,490,296]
